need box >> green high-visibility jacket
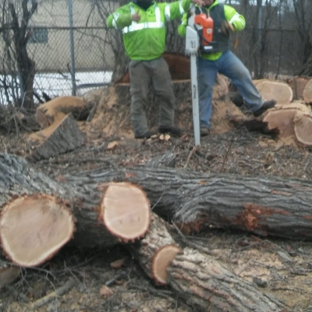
[106,0,192,61]
[178,0,246,60]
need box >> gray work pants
[129,57,176,136]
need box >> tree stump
[27,113,85,161]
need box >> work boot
[200,127,210,137]
[135,130,157,139]
[253,100,277,117]
[158,125,183,137]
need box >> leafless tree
[0,0,38,109]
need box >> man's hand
[132,11,141,22]
[192,0,204,6]
[221,20,234,36]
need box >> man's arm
[224,5,246,31]
[106,6,133,29]
[163,0,204,21]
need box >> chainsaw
[185,4,215,145]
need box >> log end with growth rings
[152,245,182,285]
[0,194,75,267]
[294,114,312,146]
[99,182,150,243]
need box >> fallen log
[129,214,286,311]
[0,153,150,266]
[254,79,293,104]
[231,102,312,146]
[66,166,312,240]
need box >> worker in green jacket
[107,0,203,139]
[178,0,276,136]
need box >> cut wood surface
[0,194,75,267]
[98,182,150,242]
[254,79,293,104]
[35,96,90,128]
[302,78,312,103]
[27,113,85,161]
[294,113,312,146]
[287,76,310,100]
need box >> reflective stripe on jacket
[107,0,191,60]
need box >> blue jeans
[197,50,264,129]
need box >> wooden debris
[35,96,91,129]
[29,278,75,309]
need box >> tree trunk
[66,165,312,240]
[128,214,286,311]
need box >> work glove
[221,20,234,36]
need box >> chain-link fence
[0,0,307,106]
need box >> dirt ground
[1,86,312,312]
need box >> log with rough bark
[27,113,85,161]
[254,79,293,104]
[0,154,150,266]
[4,153,312,243]
[66,165,312,240]
[129,214,286,311]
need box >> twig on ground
[184,146,197,169]
[29,278,75,310]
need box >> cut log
[294,113,312,146]
[0,194,75,267]
[254,79,293,104]
[167,248,286,312]
[27,113,85,161]
[0,153,149,262]
[98,182,150,242]
[287,76,310,100]
[302,79,312,104]
[35,96,91,129]
[128,214,286,311]
[65,165,312,241]
[262,103,310,143]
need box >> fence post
[67,0,76,96]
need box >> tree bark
[4,153,312,243]
[0,153,120,249]
[66,165,312,240]
[128,214,286,311]
[27,113,85,161]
